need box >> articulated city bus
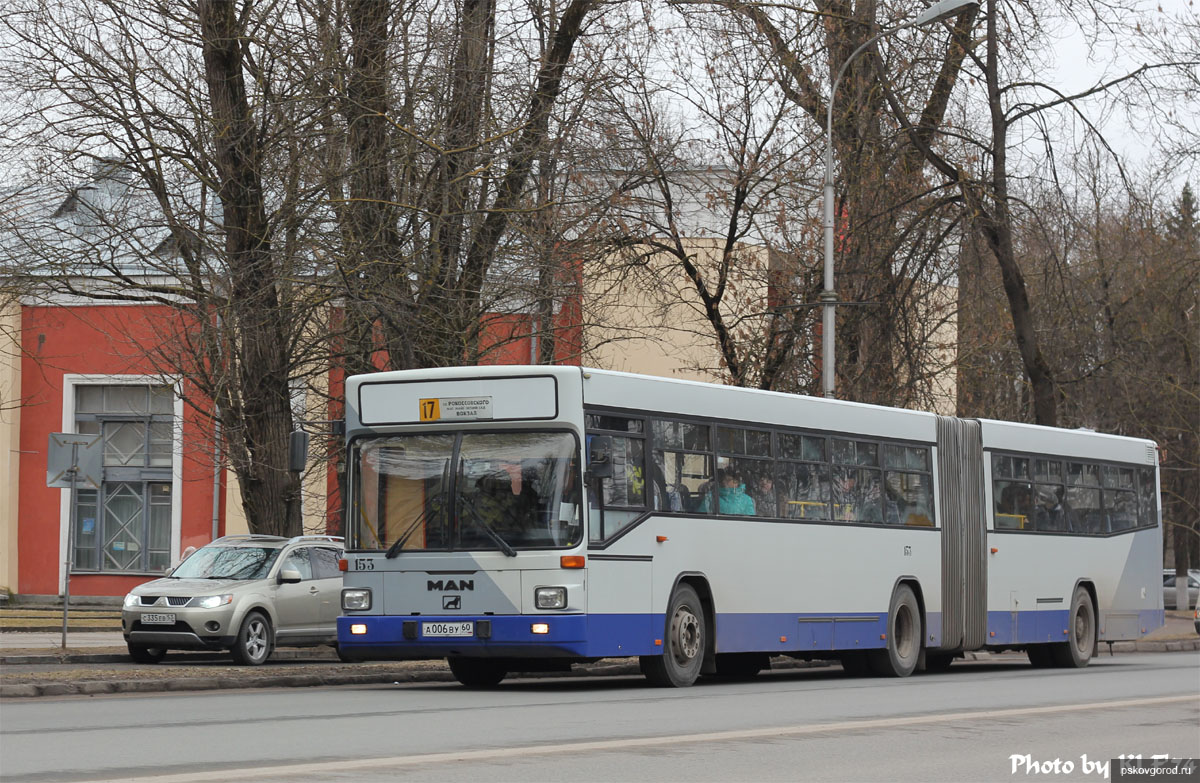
[335,366,1164,687]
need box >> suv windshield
[352,431,581,552]
[172,546,283,580]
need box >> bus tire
[868,584,920,677]
[712,652,769,679]
[641,584,705,687]
[1051,587,1095,668]
[447,657,508,687]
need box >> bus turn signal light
[338,558,348,571]
[560,555,585,569]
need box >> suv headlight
[192,594,233,609]
[342,588,372,611]
[123,593,140,608]
[535,586,567,609]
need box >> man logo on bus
[427,579,474,591]
[443,595,461,610]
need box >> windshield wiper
[385,506,431,558]
[457,495,518,557]
[387,461,450,558]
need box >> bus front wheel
[641,584,706,687]
[869,584,921,677]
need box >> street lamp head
[914,0,979,27]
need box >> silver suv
[121,534,344,665]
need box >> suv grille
[137,595,193,607]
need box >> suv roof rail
[288,535,344,544]
[211,534,289,543]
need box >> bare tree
[0,0,336,535]
[883,0,1197,426]
[670,0,975,406]
[320,0,607,374]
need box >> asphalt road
[2,651,1198,783]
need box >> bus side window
[992,454,1031,530]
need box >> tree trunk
[198,0,302,536]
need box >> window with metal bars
[72,385,174,572]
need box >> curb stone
[3,644,1195,699]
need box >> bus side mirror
[586,435,613,480]
[289,430,309,473]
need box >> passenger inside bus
[699,468,756,515]
[833,469,882,523]
[1034,486,1069,532]
[753,475,778,517]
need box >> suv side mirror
[277,568,303,584]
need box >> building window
[72,385,174,572]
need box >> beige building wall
[224,473,250,537]
[222,374,331,539]
[583,239,959,413]
[0,302,21,598]
[926,283,958,416]
[583,239,771,383]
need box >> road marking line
[82,694,1198,783]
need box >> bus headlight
[535,586,567,609]
[342,588,372,611]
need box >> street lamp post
[820,0,978,398]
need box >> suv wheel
[230,611,273,666]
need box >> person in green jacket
[699,468,756,516]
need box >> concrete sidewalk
[2,615,1196,699]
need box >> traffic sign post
[47,433,102,650]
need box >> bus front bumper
[337,614,589,660]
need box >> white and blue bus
[335,366,1164,686]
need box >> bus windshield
[352,431,582,552]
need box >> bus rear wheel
[1051,586,1095,668]
[447,657,508,687]
[641,584,705,687]
[869,584,921,677]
